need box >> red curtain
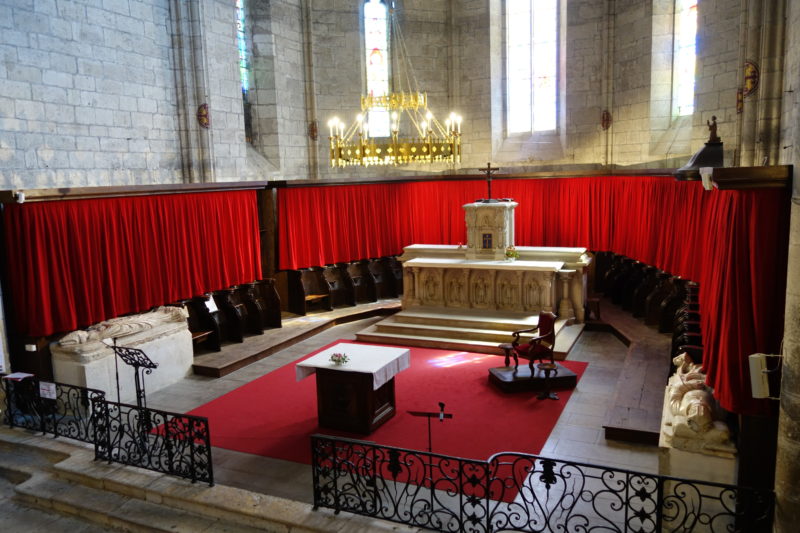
[277,180,485,270]
[276,177,789,414]
[3,190,261,338]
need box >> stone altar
[51,306,193,404]
[399,200,590,321]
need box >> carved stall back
[235,283,265,335]
[382,256,404,295]
[213,288,246,343]
[188,295,222,352]
[287,267,332,315]
[323,264,355,308]
[255,278,282,328]
[346,261,378,303]
[368,258,397,298]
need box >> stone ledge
[0,427,424,533]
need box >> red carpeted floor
[189,341,587,464]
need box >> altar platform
[355,306,584,359]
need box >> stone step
[375,318,539,344]
[391,308,540,332]
[356,326,508,355]
[15,473,265,533]
[0,427,414,533]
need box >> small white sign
[205,298,219,313]
[39,381,57,400]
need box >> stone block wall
[202,0,250,182]
[0,0,182,188]
[0,0,788,184]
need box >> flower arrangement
[505,245,519,260]
[329,352,349,365]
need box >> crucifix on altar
[479,162,499,202]
[464,163,517,260]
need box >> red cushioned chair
[499,311,557,374]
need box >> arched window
[235,0,253,143]
[672,0,697,117]
[506,0,559,134]
[364,0,390,138]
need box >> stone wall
[0,0,182,188]
[0,0,790,182]
[777,0,799,529]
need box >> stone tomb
[51,307,193,404]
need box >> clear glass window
[672,0,697,117]
[506,0,558,134]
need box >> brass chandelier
[327,2,462,168]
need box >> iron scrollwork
[1,376,105,444]
[93,399,214,486]
[311,435,774,533]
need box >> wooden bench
[186,295,222,353]
[287,267,333,315]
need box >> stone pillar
[557,270,576,320]
[737,0,786,166]
[775,199,800,532]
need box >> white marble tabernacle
[50,307,193,404]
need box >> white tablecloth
[295,343,411,390]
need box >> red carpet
[189,341,587,464]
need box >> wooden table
[296,343,410,434]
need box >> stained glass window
[364,0,390,138]
[236,0,253,143]
[506,0,558,134]
[236,0,250,94]
[672,0,697,117]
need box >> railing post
[655,475,664,532]
[332,439,340,514]
[1,379,12,429]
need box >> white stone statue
[661,353,736,457]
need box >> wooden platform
[192,300,401,377]
[595,299,672,445]
[488,362,578,393]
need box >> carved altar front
[400,247,591,321]
[398,198,591,321]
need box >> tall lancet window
[672,0,697,117]
[236,0,253,143]
[364,0,390,138]
[506,0,559,134]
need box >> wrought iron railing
[311,435,774,533]
[1,375,105,443]
[93,399,214,486]
[2,375,213,486]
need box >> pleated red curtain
[276,177,789,414]
[277,180,485,270]
[3,190,261,338]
